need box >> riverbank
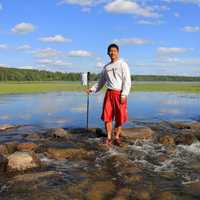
[0,121,200,200]
[0,81,200,94]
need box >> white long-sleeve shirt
[90,58,132,96]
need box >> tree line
[0,66,200,82]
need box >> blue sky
[0,0,200,76]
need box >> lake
[0,91,199,128]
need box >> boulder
[86,180,115,200]
[7,151,40,171]
[0,154,7,172]
[154,191,176,200]
[48,128,70,138]
[158,135,175,145]
[0,124,16,131]
[174,133,195,145]
[46,147,94,160]
[17,142,38,152]
[121,127,154,140]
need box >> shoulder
[119,59,129,69]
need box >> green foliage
[0,66,200,82]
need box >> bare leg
[114,124,122,139]
[105,121,113,140]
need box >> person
[86,43,131,146]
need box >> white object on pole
[81,72,88,86]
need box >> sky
[0,0,200,76]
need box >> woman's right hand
[86,88,92,94]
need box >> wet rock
[158,154,169,162]
[0,144,9,155]
[46,147,95,160]
[0,124,17,131]
[4,141,18,154]
[133,189,151,200]
[48,128,70,138]
[0,154,8,172]
[122,127,154,140]
[184,181,200,197]
[24,133,41,141]
[86,180,116,200]
[7,151,40,171]
[158,135,175,145]
[171,122,192,129]
[9,171,59,183]
[190,122,200,129]
[112,188,132,200]
[154,191,176,200]
[17,142,38,152]
[174,133,195,145]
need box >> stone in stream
[1,141,18,155]
[0,124,17,131]
[0,154,8,172]
[24,132,41,141]
[112,188,132,200]
[154,191,176,200]
[16,142,38,152]
[48,128,70,138]
[174,133,195,145]
[121,127,154,140]
[158,135,175,145]
[86,180,116,200]
[190,122,200,129]
[184,181,200,197]
[46,147,95,160]
[7,151,41,171]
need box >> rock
[133,189,151,200]
[154,191,176,200]
[175,133,195,145]
[17,142,38,152]
[10,171,59,183]
[0,124,16,131]
[24,133,41,141]
[0,144,9,155]
[48,128,70,138]
[171,122,191,129]
[112,188,132,200]
[7,151,40,171]
[4,141,18,154]
[184,181,200,197]
[190,122,200,129]
[0,155,8,172]
[121,127,154,140]
[86,180,115,200]
[158,154,169,162]
[158,135,175,145]
[46,147,94,160]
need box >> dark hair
[107,43,119,53]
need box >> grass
[0,81,200,94]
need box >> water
[0,91,199,128]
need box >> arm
[90,69,106,93]
[121,62,131,97]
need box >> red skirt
[101,89,128,126]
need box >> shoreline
[0,82,200,94]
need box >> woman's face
[108,47,119,61]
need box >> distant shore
[0,81,200,94]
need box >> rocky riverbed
[0,121,200,200]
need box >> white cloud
[12,22,35,34]
[39,35,72,43]
[37,59,71,66]
[174,12,180,17]
[165,0,200,6]
[0,44,8,49]
[104,0,159,18]
[67,50,93,57]
[157,47,191,56]
[0,3,3,11]
[59,0,93,6]
[113,38,151,45]
[34,48,60,58]
[182,26,200,32]
[137,20,164,25]
[17,44,32,50]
